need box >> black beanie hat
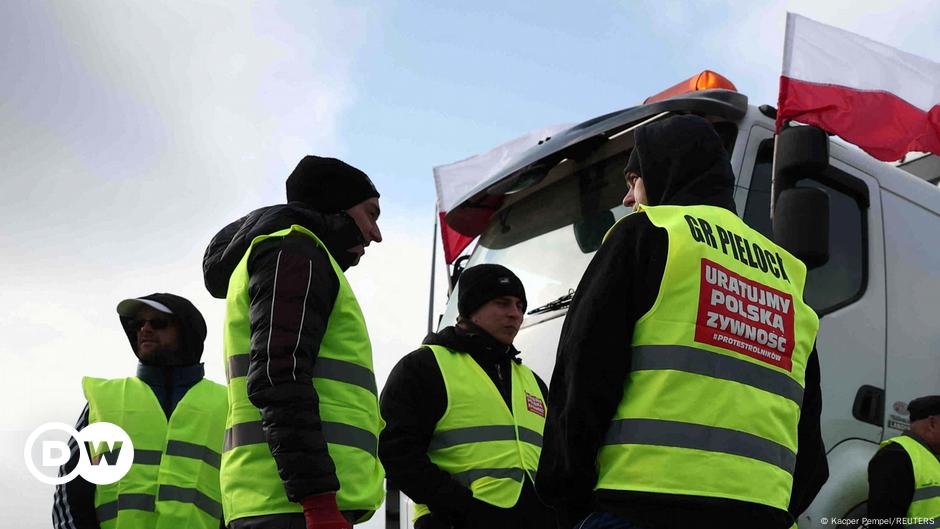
[457,264,527,318]
[286,155,380,213]
[908,395,940,422]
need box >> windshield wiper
[527,289,576,315]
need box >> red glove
[301,493,352,529]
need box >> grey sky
[3,1,939,527]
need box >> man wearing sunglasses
[53,293,227,529]
[203,155,384,529]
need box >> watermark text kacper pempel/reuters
[820,517,937,526]
[24,422,134,485]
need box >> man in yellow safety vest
[203,155,385,529]
[379,264,557,529]
[52,293,226,529]
[867,395,940,527]
[538,115,829,529]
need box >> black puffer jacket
[202,202,363,502]
[536,115,828,529]
[379,323,557,529]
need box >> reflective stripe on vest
[83,376,227,529]
[596,204,819,511]
[95,486,225,523]
[413,344,546,521]
[227,354,377,395]
[220,225,385,525]
[223,420,378,456]
[428,424,543,451]
[881,435,940,524]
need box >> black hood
[632,114,736,212]
[118,293,207,365]
[203,203,364,299]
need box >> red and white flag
[433,124,570,263]
[777,13,940,161]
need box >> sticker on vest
[695,259,795,371]
[525,393,546,417]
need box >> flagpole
[770,128,780,221]
[428,206,439,334]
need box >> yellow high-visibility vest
[84,376,227,529]
[413,344,546,521]
[880,435,940,523]
[596,204,819,511]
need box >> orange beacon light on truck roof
[644,70,737,104]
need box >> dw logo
[24,422,135,485]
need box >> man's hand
[301,493,352,529]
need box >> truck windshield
[440,152,631,327]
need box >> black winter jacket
[202,202,364,503]
[536,115,828,529]
[379,323,558,529]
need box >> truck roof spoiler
[445,89,749,237]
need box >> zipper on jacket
[497,346,512,392]
[496,345,512,408]
[163,368,174,419]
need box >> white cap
[116,298,174,318]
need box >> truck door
[736,128,887,525]
[739,130,886,447]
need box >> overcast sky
[3,1,939,527]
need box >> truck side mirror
[772,125,829,210]
[773,187,830,269]
[772,125,831,270]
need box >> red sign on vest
[694,259,795,371]
[525,393,546,417]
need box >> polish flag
[433,124,570,263]
[777,13,940,161]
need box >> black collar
[426,322,521,364]
[136,362,205,388]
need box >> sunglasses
[128,318,174,331]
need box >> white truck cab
[398,72,940,529]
